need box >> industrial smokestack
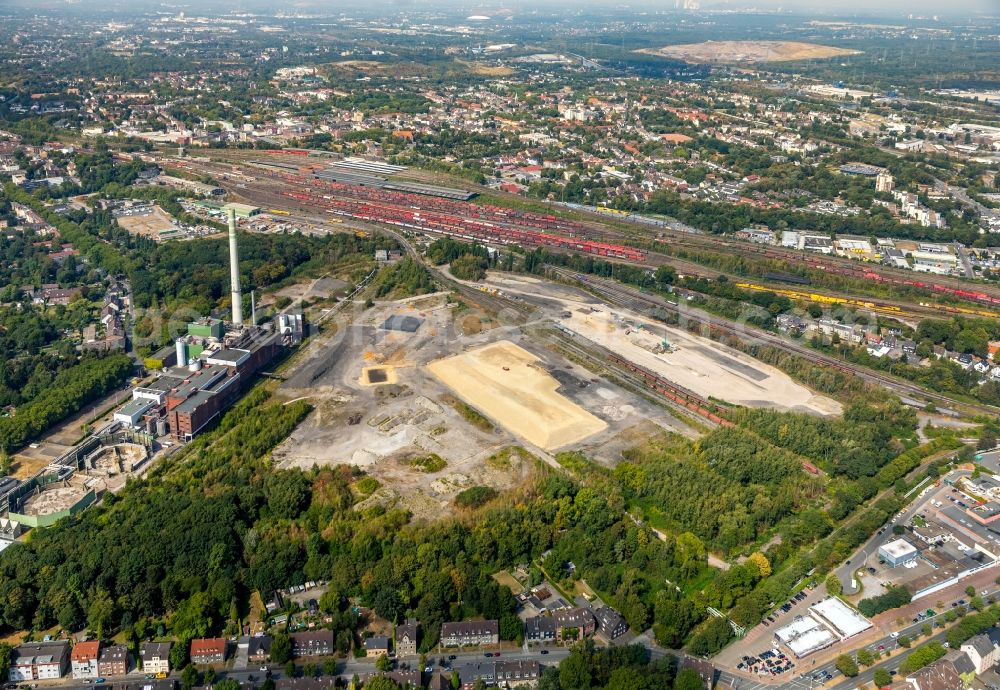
[251,290,256,326]
[228,209,243,327]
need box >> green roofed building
[188,318,224,340]
[222,202,260,218]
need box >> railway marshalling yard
[271,268,839,520]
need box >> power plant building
[111,202,297,442]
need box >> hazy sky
[709,0,996,12]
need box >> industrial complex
[114,208,303,441]
[0,208,305,540]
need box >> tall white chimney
[228,208,243,327]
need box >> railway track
[553,269,1000,418]
[174,154,1000,316]
[166,158,997,418]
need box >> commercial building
[879,538,920,567]
[9,641,69,681]
[189,638,227,665]
[140,643,172,675]
[808,598,872,640]
[222,202,261,219]
[155,175,223,197]
[775,617,837,658]
[165,365,243,440]
[8,475,97,528]
[71,640,101,679]
[113,397,155,428]
[440,621,499,647]
[188,318,225,340]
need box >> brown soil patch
[637,41,862,64]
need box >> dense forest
[0,354,133,452]
[0,372,929,662]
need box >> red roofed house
[190,638,227,665]
[71,641,101,679]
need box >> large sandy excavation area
[562,308,842,416]
[637,40,861,64]
[427,341,608,451]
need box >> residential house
[395,620,418,658]
[960,633,999,673]
[189,638,226,665]
[946,650,977,687]
[98,645,130,677]
[524,616,557,643]
[594,607,629,641]
[8,641,70,681]
[361,671,422,688]
[440,621,499,647]
[553,608,597,641]
[234,635,272,670]
[896,654,966,690]
[525,608,597,644]
[274,679,332,690]
[289,631,334,657]
[493,660,540,687]
[71,641,101,679]
[680,658,716,690]
[458,660,540,689]
[140,642,172,675]
[364,636,390,658]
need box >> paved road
[27,647,574,690]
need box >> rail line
[173,155,1000,315]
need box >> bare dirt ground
[116,206,176,238]
[427,340,608,451]
[272,291,689,519]
[473,272,841,416]
[636,40,862,64]
[563,307,842,416]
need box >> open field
[427,340,608,451]
[455,59,514,77]
[636,41,862,64]
[115,205,176,238]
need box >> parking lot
[736,649,796,678]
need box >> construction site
[272,284,691,518]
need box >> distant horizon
[0,0,996,17]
